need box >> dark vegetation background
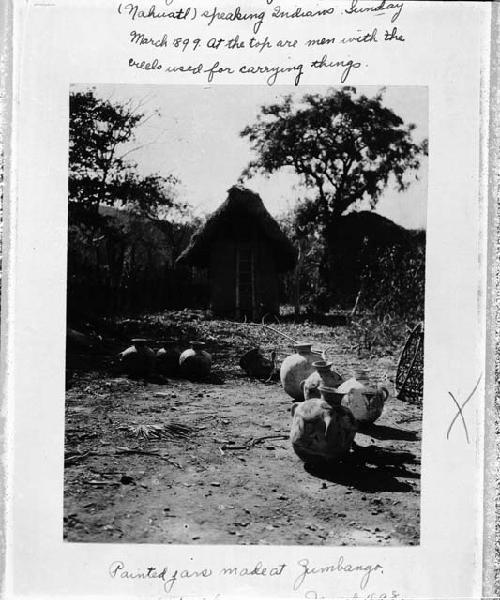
[67,87,426,351]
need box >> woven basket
[396,322,424,404]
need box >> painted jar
[302,360,343,401]
[338,369,389,426]
[179,341,212,380]
[280,342,322,401]
[156,339,181,377]
[290,386,357,463]
[119,338,156,379]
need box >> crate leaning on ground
[396,322,424,404]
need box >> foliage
[278,205,327,312]
[350,312,415,359]
[241,88,427,306]
[67,88,197,318]
[69,89,184,220]
[279,199,425,320]
[67,206,201,319]
[241,88,427,224]
[358,241,425,320]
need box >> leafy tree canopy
[240,88,427,225]
[69,89,186,221]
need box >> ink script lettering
[108,556,385,596]
[115,0,408,85]
[294,557,384,591]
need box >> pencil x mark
[446,374,482,444]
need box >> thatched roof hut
[177,186,297,319]
[177,186,297,271]
[326,210,414,306]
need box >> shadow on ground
[359,423,420,442]
[304,445,419,493]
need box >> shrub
[358,243,425,320]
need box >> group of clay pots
[280,342,389,463]
[119,339,212,380]
[119,337,388,464]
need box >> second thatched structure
[177,186,297,320]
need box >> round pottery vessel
[119,338,156,379]
[290,396,357,463]
[280,342,322,401]
[179,341,212,380]
[302,361,343,401]
[338,370,389,425]
[156,340,181,377]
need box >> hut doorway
[235,243,255,319]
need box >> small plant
[124,422,193,440]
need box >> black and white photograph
[3,1,494,597]
[63,84,428,546]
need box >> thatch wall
[208,239,280,317]
[177,186,297,319]
[325,210,413,306]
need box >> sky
[72,84,429,229]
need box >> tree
[67,89,194,317]
[241,88,426,221]
[240,87,427,306]
[279,204,326,315]
[69,89,184,221]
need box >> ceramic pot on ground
[280,342,322,401]
[179,341,212,380]
[156,340,181,377]
[119,338,156,379]
[239,348,274,379]
[337,368,389,426]
[302,360,343,401]
[290,386,357,463]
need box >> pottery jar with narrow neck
[280,342,321,402]
[290,391,357,463]
[302,360,343,401]
[179,341,212,380]
[338,368,389,426]
[119,338,156,379]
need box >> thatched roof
[330,211,411,247]
[177,186,297,271]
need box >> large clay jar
[119,338,156,379]
[338,369,389,426]
[156,340,181,377]
[302,360,343,401]
[290,385,357,463]
[280,342,322,401]
[179,341,212,380]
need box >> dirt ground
[64,314,421,546]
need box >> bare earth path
[64,321,421,546]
